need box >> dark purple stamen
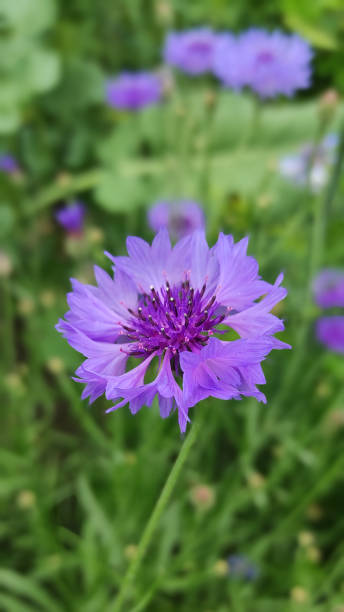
[120,279,226,368]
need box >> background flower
[106,72,163,110]
[0,154,20,174]
[234,29,312,98]
[228,554,260,581]
[278,133,337,192]
[148,200,205,239]
[313,269,344,308]
[213,33,245,90]
[163,28,218,75]
[316,317,344,354]
[55,201,86,235]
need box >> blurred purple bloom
[279,133,337,192]
[106,72,162,111]
[55,201,85,235]
[313,269,344,309]
[164,28,218,75]
[148,200,205,240]
[0,154,19,174]
[213,33,245,90]
[57,230,290,432]
[228,555,260,581]
[215,29,312,98]
[316,317,344,354]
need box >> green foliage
[0,0,60,133]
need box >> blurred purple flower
[55,201,85,235]
[0,154,19,174]
[215,29,312,98]
[316,317,344,354]
[163,28,218,75]
[212,34,244,90]
[148,200,205,240]
[57,230,290,432]
[279,133,337,193]
[106,72,162,111]
[228,555,260,581]
[313,269,344,309]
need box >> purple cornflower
[0,154,19,174]
[148,200,205,240]
[212,33,245,90]
[106,72,162,111]
[214,29,312,98]
[57,230,290,432]
[316,317,344,354]
[163,28,218,75]
[55,201,85,235]
[279,134,337,193]
[313,269,344,309]
[228,555,260,581]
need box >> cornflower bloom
[214,29,312,98]
[55,201,85,235]
[106,72,162,111]
[313,269,344,309]
[279,134,338,193]
[163,28,218,75]
[0,154,20,174]
[316,317,344,355]
[314,268,344,354]
[148,200,205,240]
[228,554,260,581]
[57,230,290,432]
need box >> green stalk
[110,420,199,612]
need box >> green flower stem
[1,279,15,369]
[110,420,199,612]
[323,118,344,220]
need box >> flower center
[188,41,212,57]
[121,280,225,363]
[256,50,274,64]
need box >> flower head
[57,230,290,432]
[313,269,344,309]
[0,154,20,174]
[227,554,259,581]
[215,29,312,98]
[279,133,337,193]
[106,72,162,111]
[55,201,85,235]
[148,200,205,240]
[316,317,344,354]
[212,33,245,90]
[163,28,218,75]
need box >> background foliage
[1,0,344,610]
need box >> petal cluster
[106,72,162,111]
[55,201,86,235]
[163,28,218,75]
[57,230,290,431]
[0,153,19,174]
[279,134,338,193]
[148,200,205,240]
[313,268,344,354]
[213,29,312,98]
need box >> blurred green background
[1,1,344,610]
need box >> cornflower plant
[57,228,290,607]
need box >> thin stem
[110,420,199,612]
[323,118,344,221]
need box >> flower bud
[190,484,215,511]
